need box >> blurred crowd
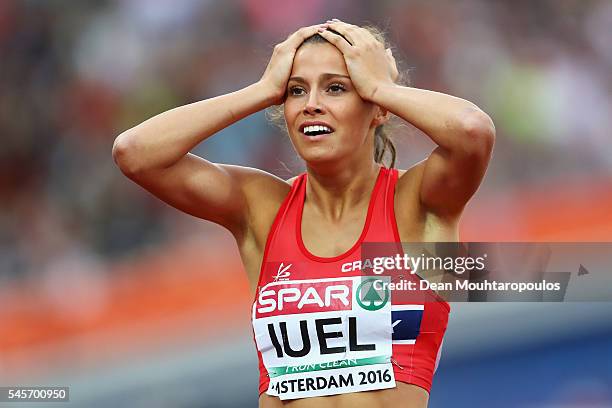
[1,0,611,282]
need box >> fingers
[322,18,379,48]
[316,28,354,55]
[321,19,357,46]
[386,48,399,78]
[282,24,325,50]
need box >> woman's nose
[303,93,324,115]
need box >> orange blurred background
[1,0,611,406]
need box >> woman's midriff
[258,383,429,408]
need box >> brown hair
[265,24,409,168]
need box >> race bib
[253,277,395,400]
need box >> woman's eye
[288,84,345,96]
[289,87,305,96]
[328,83,345,93]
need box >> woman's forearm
[112,81,275,174]
[372,84,495,151]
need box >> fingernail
[332,18,340,21]
[317,27,326,32]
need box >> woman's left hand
[317,19,399,102]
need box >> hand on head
[317,19,399,101]
[259,20,398,106]
[259,24,325,105]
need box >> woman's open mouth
[300,124,335,141]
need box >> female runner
[113,19,494,408]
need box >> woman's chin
[298,147,340,164]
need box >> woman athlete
[113,19,494,408]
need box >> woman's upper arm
[115,152,287,237]
[397,130,493,218]
[408,118,495,217]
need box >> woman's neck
[304,160,382,222]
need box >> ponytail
[374,125,396,168]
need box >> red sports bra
[252,166,449,400]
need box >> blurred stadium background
[1,0,611,407]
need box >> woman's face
[283,42,380,165]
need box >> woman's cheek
[282,106,298,126]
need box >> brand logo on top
[273,262,292,282]
[256,279,353,318]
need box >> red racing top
[252,165,450,396]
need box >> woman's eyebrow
[289,73,350,83]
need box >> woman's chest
[300,209,367,258]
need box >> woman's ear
[372,106,391,127]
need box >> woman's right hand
[258,25,325,106]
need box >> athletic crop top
[251,166,450,400]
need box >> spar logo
[256,278,391,318]
[256,279,353,318]
[356,278,390,311]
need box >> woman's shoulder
[393,160,461,240]
[227,165,295,244]
[221,164,294,203]
[395,160,426,189]
[393,161,428,216]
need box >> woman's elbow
[461,110,496,156]
[112,131,144,177]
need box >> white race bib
[253,277,395,400]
